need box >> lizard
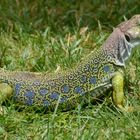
[0,15,140,112]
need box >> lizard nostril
[125,34,130,42]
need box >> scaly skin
[0,49,116,110]
[0,15,140,111]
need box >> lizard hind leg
[0,83,13,114]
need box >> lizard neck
[74,47,114,77]
[76,48,107,72]
[102,28,134,67]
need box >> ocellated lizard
[0,15,140,111]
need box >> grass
[0,1,140,140]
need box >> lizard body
[0,15,140,111]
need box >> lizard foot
[116,104,135,112]
[123,106,134,112]
[0,83,13,101]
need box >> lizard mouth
[130,39,140,46]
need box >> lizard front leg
[112,70,133,112]
[0,83,13,114]
[112,70,125,110]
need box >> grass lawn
[0,1,140,140]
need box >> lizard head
[118,14,140,47]
[103,15,140,66]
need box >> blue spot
[26,99,33,105]
[43,100,50,107]
[80,75,87,83]
[103,65,110,73]
[62,85,69,93]
[49,92,59,100]
[89,77,96,84]
[74,86,85,95]
[24,91,35,99]
[15,83,22,95]
[39,88,49,96]
[60,96,68,103]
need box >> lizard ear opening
[124,34,130,42]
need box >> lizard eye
[125,34,130,42]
